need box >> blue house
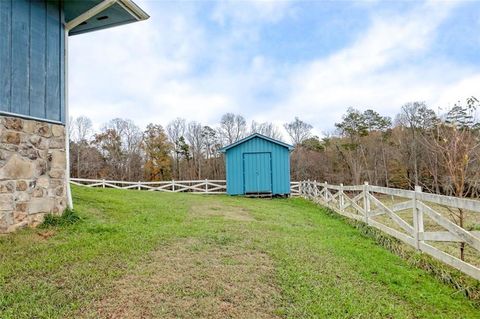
[0,0,148,232]
[220,133,294,196]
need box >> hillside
[0,186,478,318]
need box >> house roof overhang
[219,133,294,153]
[64,0,149,36]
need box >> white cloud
[69,3,222,129]
[68,0,479,142]
[265,1,479,136]
[435,74,480,111]
[69,0,291,129]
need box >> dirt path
[82,238,280,319]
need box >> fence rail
[299,180,480,281]
[70,178,301,196]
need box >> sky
[69,0,480,137]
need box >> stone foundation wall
[0,116,67,233]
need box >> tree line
[69,113,282,183]
[69,97,480,198]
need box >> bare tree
[202,126,222,178]
[186,121,204,178]
[218,113,247,145]
[396,102,438,187]
[250,121,282,140]
[101,118,144,181]
[421,97,480,260]
[284,117,313,146]
[166,118,186,179]
[70,116,93,178]
[72,116,93,142]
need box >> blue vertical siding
[225,136,291,195]
[0,1,12,112]
[11,0,30,116]
[0,0,65,123]
[30,0,46,118]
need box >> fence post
[102,179,105,188]
[138,181,141,191]
[172,180,175,192]
[413,186,424,250]
[363,182,370,224]
[205,179,208,193]
[340,183,344,212]
[324,181,328,202]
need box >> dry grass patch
[83,238,280,319]
[191,201,255,222]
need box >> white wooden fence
[299,180,480,281]
[70,178,301,196]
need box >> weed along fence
[70,178,301,196]
[299,180,480,281]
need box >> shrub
[40,209,81,228]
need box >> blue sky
[69,0,480,137]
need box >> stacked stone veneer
[0,116,67,233]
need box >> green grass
[0,186,479,318]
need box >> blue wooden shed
[219,133,294,196]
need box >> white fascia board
[65,0,117,31]
[118,0,150,21]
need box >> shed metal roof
[219,133,294,153]
[65,0,149,36]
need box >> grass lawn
[1,186,479,318]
